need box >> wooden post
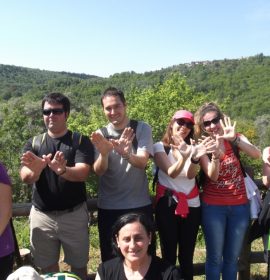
[19,248,32,266]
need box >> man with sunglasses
[20,92,94,280]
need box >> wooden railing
[12,198,266,279]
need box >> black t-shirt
[97,256,181,280]
[23,130,94,211]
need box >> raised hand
[219,116,236,141]
[44,151,67,175]
[191,137,213,159]
[21,151,47,173]
[91,131,113,155]
[111,127,135,157]
[171,135,192,160]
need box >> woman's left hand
[191,137,216,160]
[219,116,236,141]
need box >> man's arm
[93,153,109,176]
[91,131,113,176]
[124,150,150,169]
[58,163,91,182]
[20,151,47,184]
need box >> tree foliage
[128,73,207,142]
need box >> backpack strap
[100,119,138,150]
[129,119,138,150]
[71,131,82,150]
[230,139,246,177]
[32,133,46,154]
[100,126,109,139]
[152,144,171,192]
[32,132,82,154]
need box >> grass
[14,217,268,279]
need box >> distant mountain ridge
[0,63,101,100]
[0,53,269,120]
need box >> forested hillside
[0,53,269,202]
[1,53,269,120]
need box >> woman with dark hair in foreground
[95,212,181,280]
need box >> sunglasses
[176,119,193,129]
[42,108,65,116]
[203,116,220,127]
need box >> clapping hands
[171,134,192,160]
[110,127,135,157]
[91,127,135,158]
[191,137,217,160]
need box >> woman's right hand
[171,135,191,160]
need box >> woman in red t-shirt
[194,102,261,280]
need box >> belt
[34,202,84,216]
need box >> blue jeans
[202,202,250,280]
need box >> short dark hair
[42,92,70,115]
[112,212,156,259]
[101,87,126,107]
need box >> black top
[97,256,181,280]
[23,130,94,211]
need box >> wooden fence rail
[12,199,266,279]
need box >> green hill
[1,53,270,120]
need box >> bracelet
[191,157,200,164]
[58,167,66,176]
[212,157,220,161]
[122,151,131,160]
[212,152,221,160]
[232,136,241,145]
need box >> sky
[0,0,270,78]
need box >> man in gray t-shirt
[91,87,153,261]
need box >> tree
[0,100,42,202]
[127,72,207,142]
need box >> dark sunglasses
[203,116,220,127]
[42,108,65,116]
[176,119,193,129]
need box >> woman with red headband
[153,109,214,280]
